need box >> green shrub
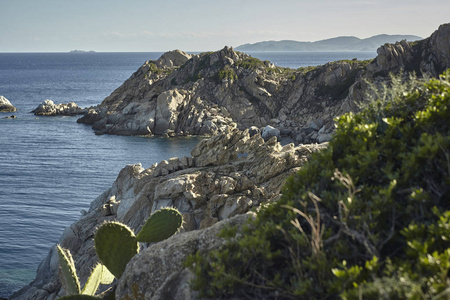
[147,62,172,76]
[217,66,238,83]
[186,71,450,299]
[297,65,317,74]
[235,56,266,70]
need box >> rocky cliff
[78,24,450,144]
[10,128,326,299]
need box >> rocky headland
[10,23,450,300]
[32,100,86,116]
[78,24,450,144]
[0,96,17,113]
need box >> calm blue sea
[0,50,376,297]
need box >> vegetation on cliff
[186,71,450,299]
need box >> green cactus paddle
[81,263,114,295]
[136,207,183,243]
[57,245,81,295]
[94,221,139,279]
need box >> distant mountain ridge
[235,34,422,52]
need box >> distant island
[70,50,96,53]
[235,34,422,52]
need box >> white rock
[261,125,281,141]
[0,95,17,112]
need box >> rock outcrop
[116,212,254,300]
[10,128,326,300]
[365,24,450,78]
[32,100,86,116]
[77,24,450,143]
[261,125,281,141]
[0,96,17,113]
[155,49,192,68]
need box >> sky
[1,0,449,52]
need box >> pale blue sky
[1,0,449,52]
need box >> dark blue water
[0,51,376,298]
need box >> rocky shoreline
[76,24,449,144]
[9,23,450,300]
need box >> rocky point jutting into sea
[77,23,450,145]
[10,23,450,300]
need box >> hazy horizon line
[0,32,424,54]
[0,49,381,54]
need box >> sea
[0,50,376,298]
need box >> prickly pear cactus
[94,221,139,279]
[57,245,81,295]
[81,263,114,295]
[58,295,101,299]
[136,207,183,243]
[99,263,115,285]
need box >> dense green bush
[147,62,173,76]
[217,66,238,82]
[186,71,450,299]
[235,56,267,70]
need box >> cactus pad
[58,295,101,300]
[99,263,115,284]
[81,263,114,295]
[94,221,139,279]
[57,245,81,295]
[136,207,183,243]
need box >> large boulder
[116,213,254,300]
[156,50,192,68]
[0,96,17,112]
[261,125,281,141]
[154,90,188,134]
[371,40,414,72]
